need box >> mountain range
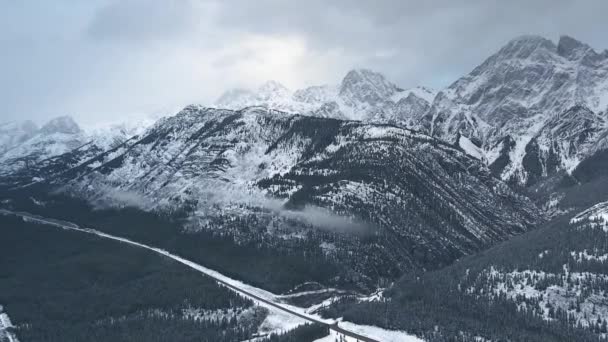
[214,35,608,209]
[1,34,608,341]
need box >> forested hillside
[0,215,270,342]
[322,204,608,341]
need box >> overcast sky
[1,0,607,126]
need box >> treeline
[0,215,267,342]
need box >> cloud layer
[1,0,606,126]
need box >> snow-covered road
[1,210,425,342]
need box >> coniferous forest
[0,215,272,342]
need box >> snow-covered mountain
[0,106,540,290]
[213,69,437,127]
[0,116,153,185]
[421,35,608,186]
[214,35,608,192]
[0,116,88,175]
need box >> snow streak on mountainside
[214,69,437,127]
[571,200,608,230]
[423,35,608,186]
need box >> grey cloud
[280,206,372,236]
[213,0,608,87]
[86,0,199,43]
[0,0,607,126]
[91,185,156,210]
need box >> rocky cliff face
[422,35,608,186]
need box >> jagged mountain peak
[214,81,292,111]
[212,69,424,124]
[485,34,557,64]
[40,116,81,135]
[505,34,554,45]
[339,68,401,107]
[426,34,608,187]
[340,68,399,90]
[557,35,594,60]
[342,68,377,79]
[502,34,556,51]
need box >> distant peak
[339,68,401,105]
[557,35,593,59]
[342,68,385,81]
[257,80,289,93]
[340,68,394,90]
[505,34,555,50]
[492,34,556,60]
[40,116,81,135]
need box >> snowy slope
[570,200,608,230]
[0,116,152,187]
[422,35,608,186]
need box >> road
[0,210,380,342]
